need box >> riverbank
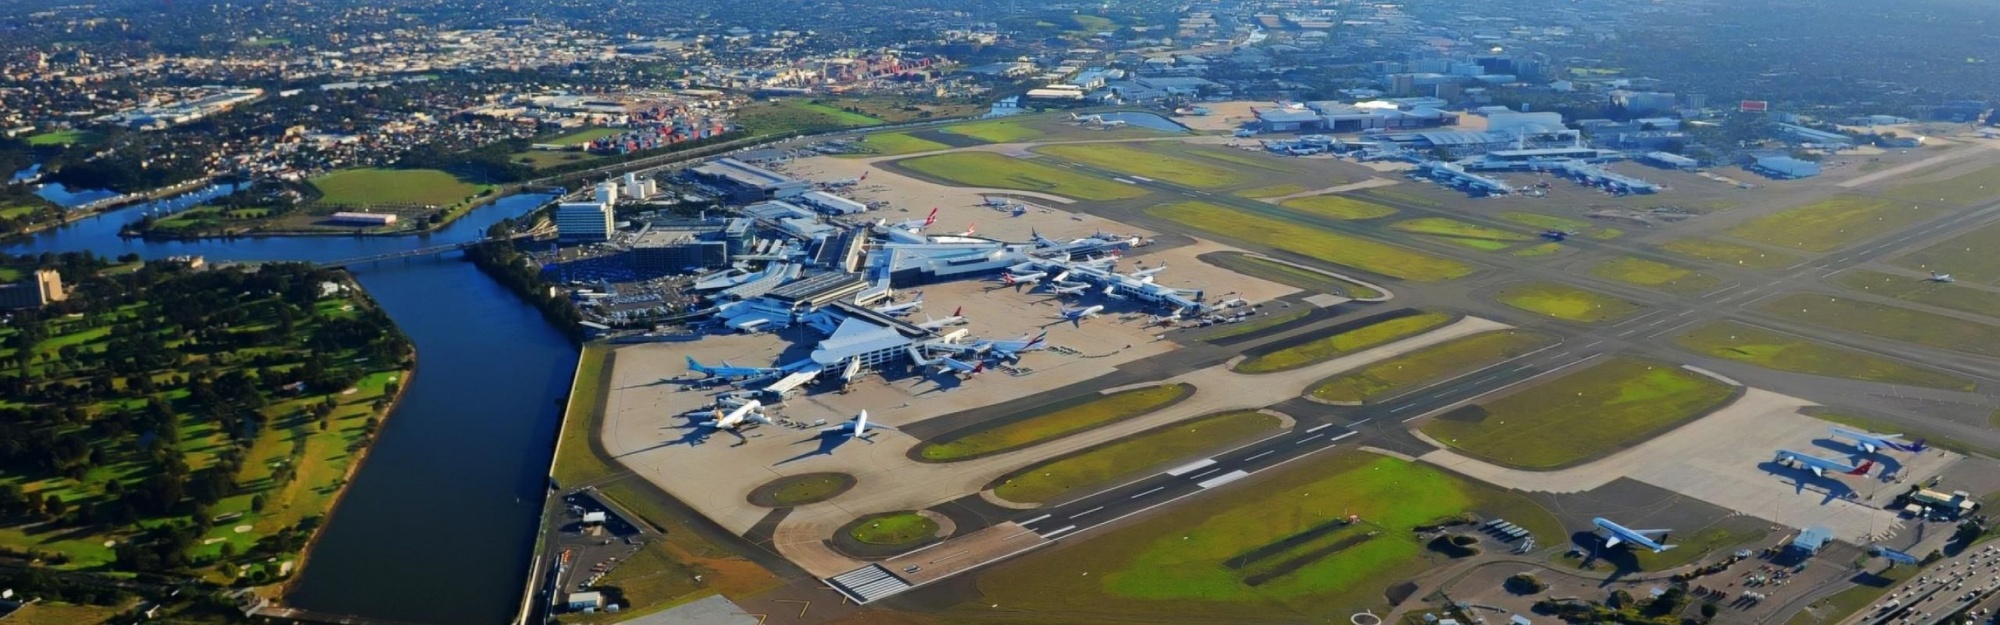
[123,182,535,241]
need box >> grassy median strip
[1276,195,1399,220]
[849,511,940,546]
[1674,321,1976,391]
[1494,281,1643,323]
[1884,164,2000,206]
[941,118,1046,143]
[1590,256,1719,294]
[1235,311,1453,374]
[1763,293,2000,359]
[1834,270,2000,320]
[1202,252,1384,299]
[1150,201,1474,281]
[1311,330,1558,403]
[994,411,1284,504]
[1893,220,2000,285]
[855,132,949,156]
[1038,143,1249,188]
[897,151,1148,201]
[1728,195,1945,252]
[1660,237,1797,269]
[917,384,1193,461]
[1420,358,1735,469]
[1391,217,1534,251]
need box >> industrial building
[797,191,869,215]
[1750,156,1822,179]
[690,158,813,201]
[1774,123,1856,148]
[328,212,398,226]
[556,201,615,242]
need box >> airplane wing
[1809,466,1826,478]
[1603,536,1623,548]
[1635,529,1673,537]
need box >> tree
[1506,573,1546,595]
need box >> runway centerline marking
[1244,450,1276,462]
[1040,525,1077,538]
[1131,486,1166,499]
[1073,506,1105,518]
[1020,514,1050,525]
[1296,433,1326,445]
[1165,459,1216,476]
[1306,423,1333,433]
[1185,467,1224,481]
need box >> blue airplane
[1774,449,1875,478]
[1871,545,1920,566]
[685,356,789,381]
[1829,427,1927,455]
[1593,517,1676,553]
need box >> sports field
[896,152,1147,201]
[1833,270,2000,320]
[1589,256,1719,294]
[1149,202,1474,282]
[1234,311,1453,374]
[849,512,938,546]
[1276,195,1398,220]
[1762,293,2000,359]
[992,411,1282,504]
[1673,321,1974,391]
[1391,217,1534,251]
[1493,282,1643,323]
[25,129,102,146]
[856,132,949,156]
[1727,195,1944,252]
[1036,143,1249,188]
[309,168,494,206]
[975,453,1562,619]
[1884,164,2000,206]
[1311,330,1558,404]
[1659,238,1797,270]
[916,384,1192,461]
[941,119,1047,143]
[1202,253,1384,299]
[1420,358,1735,469]
[1891,220,2000,285]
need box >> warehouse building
[690,157,812,202]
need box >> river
[2,193,577,625]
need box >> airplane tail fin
[972,362,984,374]
[924,207,938,226]
[1849,460,1876,476]
[686,356,706,372]
[952,306,963,317]
[1002,272,1016,285]
[1907,439,1929,452]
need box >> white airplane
[686,356,787,381]
[1059,305,1105,323]
[1215,297,1248,309]
[1131,262,1168,278]
[1049,270,1071,283]
[1048,282,1090,297]
[821,410,897,441]
[692,400,773,430]
[1000,270,1047,287]
[935,356,985,378]
[1829,427,1927,454]
[1928,271,1955,283]
[838,357,863,387]
[886,207,938,231]
[1774,449,1876,478]
[1031,228,1063,248]
[1593,518,1676,553]
[954,223,977,237]
[872,292,924,317]
[976,331,1049,360]
[916,306,968,331]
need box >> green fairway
[1590,256,1720,294]
[1150,202,1474,282]
[1203,253,1384,299]
[1659,238,1797,270]
[1762,293,2000,359]
[309,168,494,206]
[25,129,101,146]
[1235,311,1454,374]
[855,132,949,156]
[1392,217,1534,251]
[849,512,938,546]
[543,127,625,144]
[896,152,1147,201]
[1420,358,1735,469]
[1493,282,1643,323]
[976,453,1562,619]
[1311,330,1558,404]
[1237,184,1308,198]
[1275,195,1397,220]
[1201,308,1313,340]
[917,384,1192,461]
[1885,164,2000,206]
[994,411,1283,504]
[1834,270,2000,320]
[1891,220,2000,284]
[1037,144,1249,188]
[1675,321,1975,391]
[941,119,1046,143]
[1727,195,1944,252]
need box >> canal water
[3,193,577,625]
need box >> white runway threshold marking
[1166,458,1216,476]
[1197,470,1250,489]
[1041,525,1078,538]
[1020,514,1050,525]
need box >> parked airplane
[1049,282,1090,297]
[691,400,773,430]
[888,207,939,231]
[1830,427,1927,455]
[1131,262,1168,278]
[872,292,924,317]
[1774,449,1876,478]
[1540,229,1578,242]
[954,223,978,237]
[916,307,968,331]
[1928,271,1955,283]
[1059,305,1106,323]
[1593,517,1676,553]
[1001,271,1047,287]
[935,356,985,377]
[1871,545,1921,566]
[821,410,896,441]
[686,356,788,381]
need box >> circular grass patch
[847,511,941,547]
[746,472,857,508]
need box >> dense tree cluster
[466,221,584,342]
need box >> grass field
[1202,253,1384,299]
[2,601,126,625]
[1674,321,1975,391]
[1498,212,1621,239]
[1885,164,2000,206]
[897,152,1147,201]
[1785,568,1914,625]
[1891,220,2000,284]
[1201,308,1313,340]
[764,474,852,506]
[1658,237,1797,269]
[1727,196,1944,252]
[1237,184,1309,198]
[993,411,1283,504]
[1589,256,1720,294]
[1764,293,2000,359]
[976,453,1562,619]
[309,168,494,207]
[941,119,1047,143]
[733,99,885,136]
[1391,217,1534,251]
[1834,270,2000,320]
[917,384,1192,461]
[1276,195,1398,220]
[1420,358,1735,469]
[25,129,101,146]
[1510,243,1564,258]
[856,132,950,156]
[1036,144,1249,188]
[1234,311,1454,374]
[850,512,939,546]
[543,128,626,144]
[1150,202,1474,282]
[1311,331,1558,404]
[1493,282,1643,323]
[794,101,886,126]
